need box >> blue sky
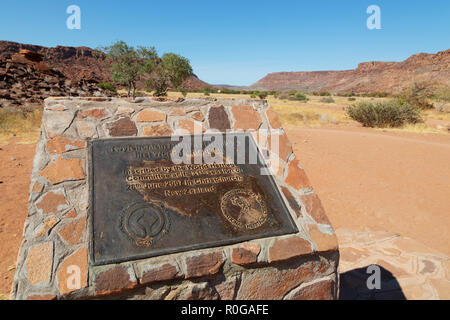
[0,0,449,85]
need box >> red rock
[170,108,186,116]
[208,105,231,132]
[143,124,173,136]
[285,158,312,190]
[136,109,166,122]
[268,131,293,162]
[40,158,85,184]
[177,119,205,133]
[35,191,68,214]
[58,217,86,245]
[308,225,338,253]
[232,105,262,130]
[266,107,282,129]
[80,108,108,119]
[94,265,138,295]
[57,247,88,296]
[139,262,182,285]
[185,251,224,278]
[300,193,330,224]
[215,277,239,300]
[285,279,334,300]
[237,262,318,299]
[46,137,85,154]
[268,236,313,263]
[34,216,59,237]
[190,111,204,121]
[281,186,302,218]
[107,117,137,137]
[25,242,53,285]
[231,242,261,265]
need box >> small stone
[208,105,230,132]
[185,251,224,279]
[57,247,88,296]
[34,216,59,237]
[136,109,166,122]
[107,117,137,137]
[268,236,313,263]
[31,181,44,193]
[300,193,330,224]
[79,108,108,119]
[308,225,338,252]
[143,124,173,137]
[285,159,312,190]
[281,186,302,218]
[139,262,182,285]
[190,111,204,122]
[170,108,186,116]
[231,242,261,265]
[58,217,86,245]
[215,276,239,300]
[284,279,334,300]
[266,107,282,129]
[40,158,85,185]
[25,242,53,285]
[177,119,205,134]
[237,262,317,299]
[35,191,68,214]
[45,104,67,111]
[75,121,97,139]
[116,107,135,115]
[231,105,262,130]
[268,131,293,162]
[94,265,138,296]
[46,137,85,154]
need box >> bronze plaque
[89,133,298,265]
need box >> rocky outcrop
[0,41,210,109]
[251,49,450,94]
[0,49,110,109]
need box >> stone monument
[11,97,339,300]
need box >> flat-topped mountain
[250,49,450,94]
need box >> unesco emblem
[220,189,268,230]
[119,202,170,247]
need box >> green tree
[147,53,193,96]
[102,41,158,99]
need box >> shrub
[289,92,308,101]
[258,91,268,99]
[348,97,356,101]
[399,83,434,110]
[320,97,335,103]
[98,82,117,93]
[346,100,423,128]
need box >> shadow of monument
[339,265,407,300]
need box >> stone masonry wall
[11,97,339,300]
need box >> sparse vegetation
[98,82,117,93]
[320,96,335,103]
[346,100,423,128]
[0,109,42,145]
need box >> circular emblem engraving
[220,189,268,230]
[120,202,170,247]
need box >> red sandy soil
[0,127,449,296]
[0,140,36,296]
[286,126,450,256]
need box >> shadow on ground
[339,265,407,300]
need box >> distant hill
[250,49,450,94]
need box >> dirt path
[286,126,450,256]
[0,140,36,296]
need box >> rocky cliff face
[251,49,450,94]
